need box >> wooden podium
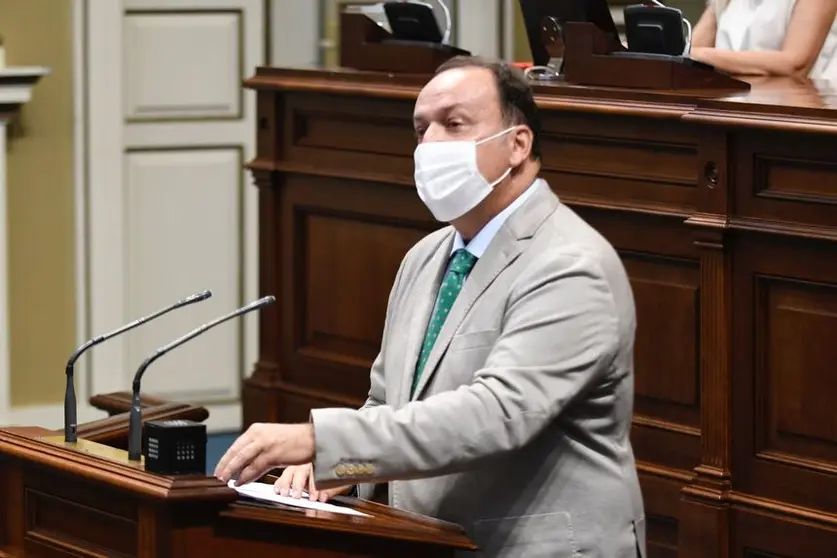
[0,421,475,557]
[240,65,837,557]
[79,391,210,450]
[559,22,750,91]
[339,11,468,74]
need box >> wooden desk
[0,427,474,557]
[241,67,837,558]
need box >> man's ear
[509,125,533,167]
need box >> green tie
[411,248,478,397]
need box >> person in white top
[689,0,837,79]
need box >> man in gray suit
[216,56,645,557]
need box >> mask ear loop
[478,128,516,188]
[475,126,517,146]
[488,168,513,188]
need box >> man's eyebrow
[413,102,465,124]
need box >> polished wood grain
[241,65,837,558]
[0,395,211,554]
[339,12,467,75]
[77,397,210,451]
[0,427,475,557]
[89,391,208,418]
[85,391,210,451]
[0,394,208,452]
[560,22,750,91]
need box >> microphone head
[188,289,213,303]
[250,295,276,309]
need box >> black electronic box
[143,419,207,475]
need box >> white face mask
[413,127,514,222]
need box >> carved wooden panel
[540,112,698,213]
[282,93,416,179]
[25,489,137,556]
[758,278,837,464]
[731,508,837,558]
[23,468,138,557]
[292,212,427,396]
[628,254,700,421]
[0,457,22,555]
[572,207,702,472]
[639,472,684,558]
[734,130,837,229]
[278,174,439,413]
[733,233,837,514]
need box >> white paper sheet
[228,480,372,517]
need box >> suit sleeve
[310,250,621,488]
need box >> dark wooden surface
[89,391,209,420]
[0,427,475,557]
[81,392,210,450]
[240,65,837,558]
[0,393,209,451]
[339,12,466,75]
[559,21,750,91]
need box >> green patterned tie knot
[448,249,478,274]
[411,248,478,397]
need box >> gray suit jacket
[311,181,646,557]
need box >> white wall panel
[456,0,501,58]
[271,0,319,66]
[124,148,242,402]
[124,11,242,120]
[85,0,264,432]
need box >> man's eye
[447,121,463,128]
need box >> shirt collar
[451,178,542,258]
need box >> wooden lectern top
[0,425,476,557]
[243,65,837,122]
[0,427,232,501]
[222,485,474,547]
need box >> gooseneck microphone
[63,289,212,443]
[127,295,276,461]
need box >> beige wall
[2,0,76,406]
[513,0,531,62]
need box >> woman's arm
[690,0,837,77]
[691,6,718,48]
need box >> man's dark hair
[434,56,542,160]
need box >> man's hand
[275,463,353,502]
[214,422,315,486]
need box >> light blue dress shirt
[450,178,542,258]
[419,178,543,369]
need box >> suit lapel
[395,231,455,407]
[410,181,560,401]
[410,226,521,401]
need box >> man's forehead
[414,67,497,115]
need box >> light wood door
[84,0,264,432]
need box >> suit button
[335,464,347,477]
